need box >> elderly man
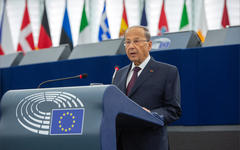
[112,25,182,150]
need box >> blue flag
[140,0,147,26]
[98,0,111,41]
[50,108,84,135]
[60,1,73,49]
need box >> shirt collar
[131,55,151,71]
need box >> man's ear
[148,41,152,51]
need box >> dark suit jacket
[112,58,182,150]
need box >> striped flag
[98,0,111,41]
[197,0,208,42]
[119,0,128,37]
[38,0,52,49]
[140,0,147,26]
[0,0,14,55]
[78,0,90,44]
[221,0,230,28]
[17,0,35,53]
[60,0,73,50]
[157,0,168,36]
[179,0,189,31]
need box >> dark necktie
[126,67,141,96]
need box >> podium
[0,85,164,150]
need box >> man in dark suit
[112,25,182,150]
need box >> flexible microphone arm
[37,73,88,88]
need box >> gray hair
[124,25,151,41]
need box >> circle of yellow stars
[58,111,76,132]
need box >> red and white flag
[157,0,168,36]
[221,0,230,28]
[17,0,35,53]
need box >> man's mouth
[129,52,137,56]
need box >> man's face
[124,27,152,66]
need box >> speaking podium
[0,85,164,150]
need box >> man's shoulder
[151,59,179,80]
[151,59,177,71]
[118,64,130,72]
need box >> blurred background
[0,0,239,150]
[0,0,239,50]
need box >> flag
[17,0,35,53]
[157,0,168,36]
[197,0,208,42]
[221,0,230,28]
[140,0,147,26]
[60,0,73,50]
[119,0,128,37]
[98,0,111,41]
[50,109,84,135]
[0,0,14,55]
[179,0,189,31]
[78,0,90,44]
[38,0,52,49]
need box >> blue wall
[0,44,239,125]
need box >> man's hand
[142,107,151,113]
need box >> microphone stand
[37,74,87,88]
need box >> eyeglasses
[124,39,149,46]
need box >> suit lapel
[119,64,131,93]
[128,59,155,97]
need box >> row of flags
[100,0,230,43]
[0,0,75,55]
[0,0,231,56]
[0,0,52,55]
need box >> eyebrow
[125,37,142,40]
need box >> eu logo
[50,108,84,135]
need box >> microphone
[37,73,88,88]
[112,65,119,83]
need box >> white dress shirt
[126,55,151,87]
